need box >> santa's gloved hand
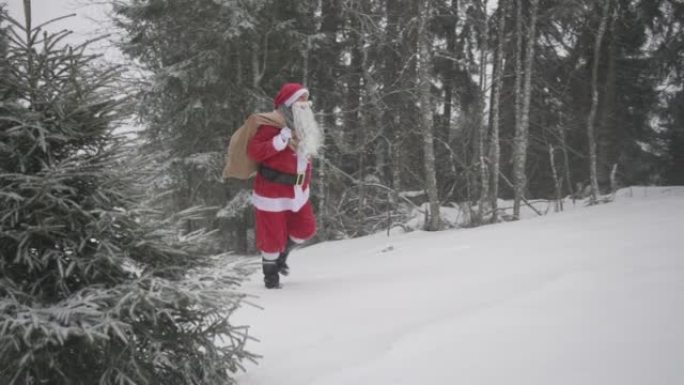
[273,127,292,151]
[280,127,292,141]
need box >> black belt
[258,165,305,186]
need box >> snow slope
[234,187,684,385]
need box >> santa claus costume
[247,83,318,288]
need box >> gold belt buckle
[296,173,305,186]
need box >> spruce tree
[112,0,271,252]
[0,6,253,385]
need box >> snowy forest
[110,0,683,248]
[1,0,683,384]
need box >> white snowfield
[234,187,684,385]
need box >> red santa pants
[255,201,317,254]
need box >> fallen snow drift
[233,186,684,385]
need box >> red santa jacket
[247,124,313,212]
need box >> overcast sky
[5,1,138,136]
[4,0,121,60]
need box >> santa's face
[292,100,323,157]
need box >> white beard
[292,101,323,157]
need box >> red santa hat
[274,82,309,109]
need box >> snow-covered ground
[234,186,684,385]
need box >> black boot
[276,238,297,276]
[262,259,280,289]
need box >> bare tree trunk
[316,155,327,228]
[302,37,311,86]
[610,163,618,195]
[442,0,458,145]
[24,0,33,44]
[598,5,618,187]
[356,0,375,236]
[587,0,611,203]
[23,0,37,105]
[23,0,31,41]
[346,19,362,148]
[557,116,575,202]
[362,63,387,229]
[512,0,539,220]
[549,145,563,212]
[315,0,342,241]
[418,0,440,231]
[477,0,490,224]
[479,0,488,93]
[385,0,404,191]
[512,0,524,218]
[251,33,268,90]
[489,0,507,223]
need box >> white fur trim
[272,134,288,151]
[284,88,309,107]
[261,252,280,261]
[252,187,310,212]
[289,236,305,244]
[296,149,308,173]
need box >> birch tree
[587,0,612,203]
[418,0,441,230]
[512,0,539,219]
[477,0,490,224]
[488,0,507,222]
[313,0,342,240]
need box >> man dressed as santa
[247,83,323,288]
